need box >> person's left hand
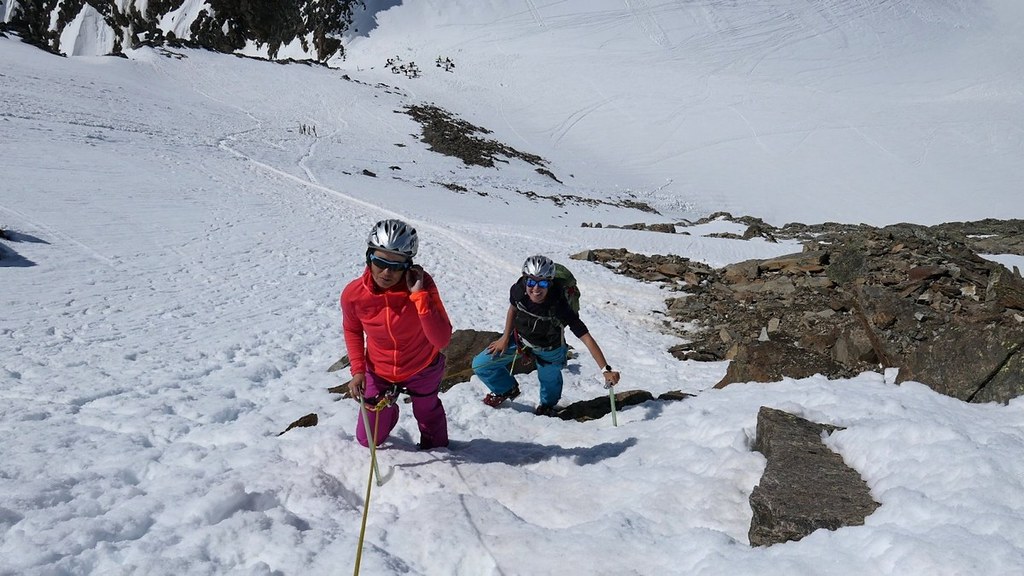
[406,265,425,292]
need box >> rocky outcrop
[2,0,358,60]
[578,217,1024,403]
[748,407,879,546]
[554,389,659,421]
[438,329,537,391]
[405,105,549,169]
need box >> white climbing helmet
[366,219,418,258]
[521,255,555,278]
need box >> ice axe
[608,384,618,427]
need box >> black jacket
[509,279,588,349]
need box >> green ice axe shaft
[608,386,618,427]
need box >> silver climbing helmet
[521,255,555,278]
[366,219,418,258]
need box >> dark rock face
[555,389,657,422]
[4,0,359,61]
[404,105,548,169]
[578,217,1024,403]
[278,413,318,436]
[748,407,879,546]
[713,341,850,390]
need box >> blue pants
[472,342,567,407]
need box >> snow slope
[343,0,1024,226]
[2,1,1024,574]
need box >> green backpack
[553,263,580,313]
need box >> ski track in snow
[151,49,675,344]
[623,0,670,48]
[524,0,547,28]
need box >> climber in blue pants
[472,255,620,416]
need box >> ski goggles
[369,254,412,272]
[525,277,552,289]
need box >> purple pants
[356,354,448,449]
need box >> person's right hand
[348,373,366,399]
[485,336,509,356]
[406,265,425,293]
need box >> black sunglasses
[369,254,411,272]
[525,277,551,289]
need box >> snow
[2,1,1024,574]
[58,4,116,57]
[157,0,208,40]
[982,254,1024,273]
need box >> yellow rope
[353,398,387,575]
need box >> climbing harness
[359,394,396,486]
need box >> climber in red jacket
[340,219,453,449]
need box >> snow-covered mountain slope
[2,1,1024,574]
[341,0,1024,226]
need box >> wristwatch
[603,365,613,372]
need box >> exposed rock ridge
[573,217,1024,403]
[3,0,358,61]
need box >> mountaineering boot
[483,384,521,407]
[418,438,449,450]
[534,404,557,417]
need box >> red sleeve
[340,286,367,375]
[410,273,452,350]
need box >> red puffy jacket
[341,267,452,382]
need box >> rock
[14,1,357,61]
[591,217,1024,402]
[715,342,851,388]
[986,267,1024,310]
[405,104,547,169]
[896,323,1024,401]
[748,407,879,546]
[278,413,318,436]
[832,326,878,366]
[908,265,946,282]
[758,251,828,275]
[571,250,597,261]
[722,260,760,284]
[826,246,867,286]
[557,390,655,421]
[440,329,535,391]
[972,349,1024,403]
[647,223,677,234]
[658,391,696,401]
[327,356,351,373]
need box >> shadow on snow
[0,230,47,268]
